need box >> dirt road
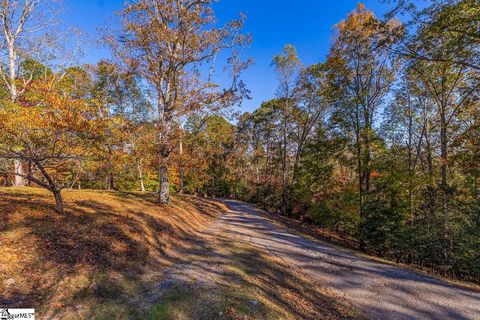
[218,200,480,320]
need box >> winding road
[219,200,480,320]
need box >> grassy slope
[0,188,362,320]
[0,188,225,319]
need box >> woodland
[0,0,479,282]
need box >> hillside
[0,188,361,320]
[0,188,224,318]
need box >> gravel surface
[221,200,480,320]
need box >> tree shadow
[0,190,225,319]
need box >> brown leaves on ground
[0,187,225,318]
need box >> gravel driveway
[220,200,480,320]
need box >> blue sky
[63,0,391,113]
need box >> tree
[325,4,402,246]
[91,60,153,191]
[109,0,250,204]
[181,115,235,197]
[0,69,104,213]
[236,100,283,206]
[272,44,301,214]
[387,0,480,71]
[0,0,59,186]
[291,63,329,191]
[405,13,479,191]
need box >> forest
[0,0,479,286]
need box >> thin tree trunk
[255,160,260,201]
[407,104,413,218]
[355,111,366,251]
[474,112,479,198]
[136,158,145,192]
[178,135,184,193]
[9,41,25,187]
[425,120,434,184]
[440,110,448,190]
[364,111,372,194]
[27,160,65,214]
[105,151,115,190]
[281,102,288,215]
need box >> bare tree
[0,0,59,186]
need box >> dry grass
[0,187,226,319]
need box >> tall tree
[405,5,479,191]
[0,0,59,186]
[272,44,301,214]
[325,4,402,246]
[110,0,250,204]
[291,64,329,189]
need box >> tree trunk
[474,113,479,198]
[355,111,366,251]
[13,159,25,187]
[158,162,170,204]
[281,104,288,215]
[136,158,146,192]
[157,83,172,204]
[10,53,25,187]
[255,160,260,201]
[407,114,413,217]
[364,110,372,194]
[105,156,115,190]
[8,39,25,187]
[53,189,64,214]
[178,136,184,193]
[440,111,448,190]
[108,175,115,190]
[425,120,434,184]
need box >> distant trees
[90,60,152,191]
[175,2,478,280]
[181,115,235,197]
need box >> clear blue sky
[63,0,390,113]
